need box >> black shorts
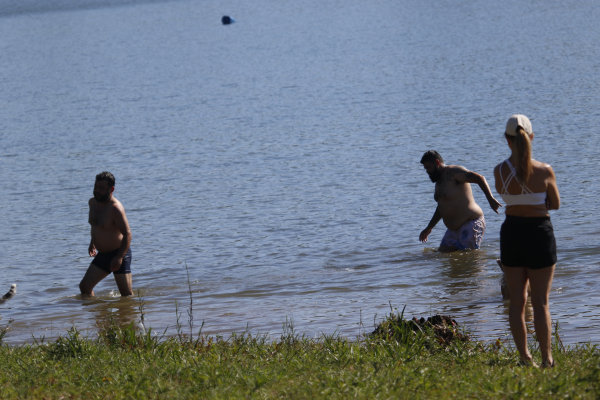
[92,248,132,274]
[500,215,556,269]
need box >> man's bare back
[89,196,126,253]
[80,172,133,297]
[419,151,501,252]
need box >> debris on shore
[370,312,469,345]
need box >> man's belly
[91,228,123,253]
[439,203,484,231]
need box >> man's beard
[428,169,442,182]
[94,191,110,202]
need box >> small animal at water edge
[0,284,16,304]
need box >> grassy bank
[1,307,600,399]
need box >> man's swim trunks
[440,216,486,250]
[92,248,132,274]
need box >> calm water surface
[1,0,600,344]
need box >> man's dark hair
[420,150,444,164]
[96,171,115,187]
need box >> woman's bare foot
[518,358,539,368]
[541,359,556,368]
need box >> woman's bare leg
[527,265,555,366]
[498,259,531,299]
[503,265,532,362]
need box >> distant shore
[0,0,176,17]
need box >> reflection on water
[439,251,487,296]
[80,295,140,332]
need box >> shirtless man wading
[79,172,133,296]
[419,150,502,252]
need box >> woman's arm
[545,165,560,210]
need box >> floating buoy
[221,15,235,25]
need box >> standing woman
[494,114,560,367]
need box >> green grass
[1,305,600,399]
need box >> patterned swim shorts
[440,216,486,250]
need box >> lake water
[1,0,600,345]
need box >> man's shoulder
[443,165,483,185]
[446,165,468,172]
[110,198,126,212]
[443,165,469,182]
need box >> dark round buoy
[221,16,234,25]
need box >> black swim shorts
[500,215,556,269]
[92,248,132,274]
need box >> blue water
[1,0,600,344]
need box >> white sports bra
[499,159,546,206]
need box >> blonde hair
[507,126,532,182]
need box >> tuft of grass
[96,313,161,351]
[369,304,468,349]
[0,317,13,344]
[43,326,97,360]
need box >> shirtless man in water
[419,150,502,252]
[79,172,133,296]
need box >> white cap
[505,114,532,136]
